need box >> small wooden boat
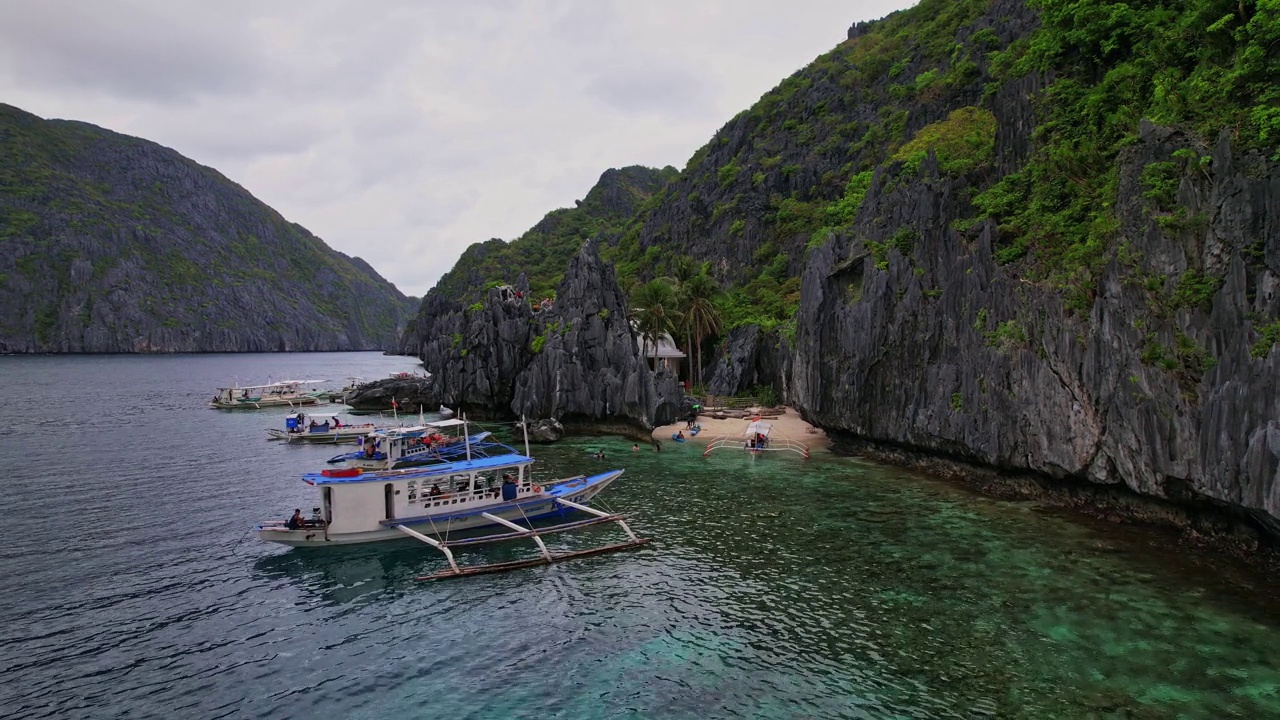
[702,418,809,458]
[254,423,648,578]
[266,412,381,443]
[210,380,325,409]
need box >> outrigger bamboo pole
[481,512,552,562]
[555,498,641,543]
[394,525,459,574]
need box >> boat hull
[266,426,376,443]
[254,473,617,548]
[212,396,321,410]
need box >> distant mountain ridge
[0,103,416,352]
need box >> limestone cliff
[621,0,1280,532]
[0,104,415,352]
[395,239,680,429]
[397,0,1280,535]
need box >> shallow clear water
[1,353,1278,719]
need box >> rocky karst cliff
[0,104,415,352]
[395,239,681,430]
[793,125,1279,534]
[402,0,1280,536]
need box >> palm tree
[680,272,723,387]
[630,279,683,371]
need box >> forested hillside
[0,104,416,352]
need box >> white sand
[652,406,828,447]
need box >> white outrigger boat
[211,380,325,410]
[254,426,649,580]
[266,412,381,443]
[325,418,497,470]
[703,418,810,458]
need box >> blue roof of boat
[305,453,534,485]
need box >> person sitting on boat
[428,484,442,497]
[676,431,685,441]
[241,389,249,399]
[286,509,305,530]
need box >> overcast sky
[0,0,914,297]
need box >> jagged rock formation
[512,240,682,426]
[704,325,792,398]
[397,238,680,430]
[0,104,415,352]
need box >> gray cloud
[0,0,915,295]
[0,0,264,101]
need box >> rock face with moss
[0,104,416,352]
[613,0,1280,531]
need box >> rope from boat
[516,502,535,530]
[229,526,254,557]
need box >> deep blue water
[1,353,1278,719]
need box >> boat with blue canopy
[325,418,500,470]
[266,411,381,443]
[254,420,648,579]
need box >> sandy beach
[652,406,828,448]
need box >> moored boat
[253,429,648,578]
[211,380,325,409]
[702,417,810,458]
[326,419,500,470]
[266,412,381,443]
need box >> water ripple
[2,354,1280,719]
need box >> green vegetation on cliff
[431,166,678,303]
[0,104,415,352]
[974,0,1280,305]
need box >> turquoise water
[1,354,1277,718]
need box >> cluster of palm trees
[628,258,723,387]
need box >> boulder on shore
[345,377,436,412]
[522,418,565,443]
